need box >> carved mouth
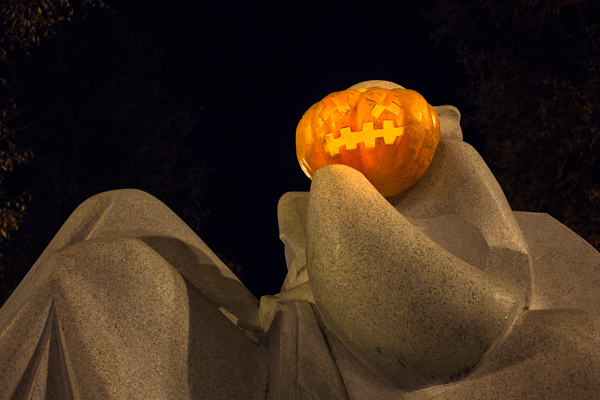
[318,89,406,157]
[322,120,405,156]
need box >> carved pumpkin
[296,87,440,197]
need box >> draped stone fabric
[1,80,600,399]
[0,189,268,400]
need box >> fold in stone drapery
[307,164,524,390]
[2,78,600,398]
[0,190,268,400]
[10,299,76,400]
[274,164,600,397]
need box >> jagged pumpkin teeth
[296,87,440,197]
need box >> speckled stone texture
[267,301,347,399]
[298,162,600,398]
[307,164,523,391]
[387,138,533,299]
[271,78,600,396]
[0,189,267,400]
[2,79,600,399]
[409,309,600,399]
[347,80,406,90]
[277,191,310,291]
[514,212,600,313]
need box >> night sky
[109,1,468,298]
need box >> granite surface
[277,191,310,291]
[387,138,533,298]
[275,192,600,399]
[1,80,599,398]
[307,164,523,391]
[0,190,267,399]
[514,212,600,312]
[299,162,600,398]
[267,301,347,399]
[409,309,600,399]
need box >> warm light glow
[296,87,440,197]
[319,92,354,120]
[367,91,402,118]
[323,120,404,156]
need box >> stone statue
[1,80,599,399]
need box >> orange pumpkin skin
[296,87,440,197]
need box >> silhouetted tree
[0,98,31,241]
[0,0,109,302]
[428,0,600,249]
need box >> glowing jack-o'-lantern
[296,87,440,197]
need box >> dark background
[107,0,467,297]
[149,2,468,296]
[1,0,596,305]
